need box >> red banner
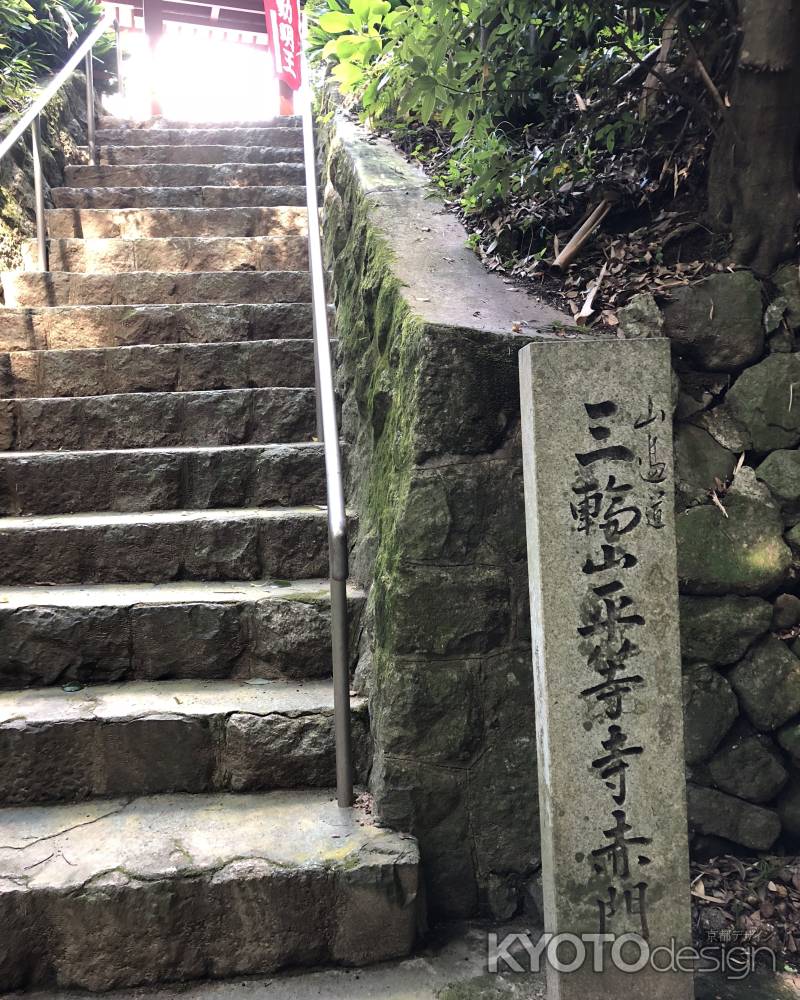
[263,0,302,91]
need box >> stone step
[0,790,419,992]
[0,303,324,352]
[22,236,308,274]
[0,443,325,516]
[46,206,307,239]
[97,115,302,129]
[0,386,315,450]
[65,162,306,188]
[0,579,365,688]
[97,127,303,147]
[0,340,315,398]
[51,184,307,209]
[0,506,335,585]
[89,144,304,165]
[0,678,368,805]
[1,270,311,307]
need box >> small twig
[553,200,612,270]
[640,2,688,120]
[709,490,729,518]
[576,262,609,325]
[24,852,54,870]
[680,21,726,113]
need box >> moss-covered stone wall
[0,74,90,274]
[653,266,800,859]
[317,105,568,918]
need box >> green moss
[435,977,517,1000]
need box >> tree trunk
[708,0,800,276]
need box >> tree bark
[708,0,800,276]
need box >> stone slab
[91,145,304,165]
[0,678,368,803]
[98,115,302,126]
[9,924,799,1000]
[519,338,691,998]
[23,236,308,274]
[1,270,311,307]
[45,206,308,239]
[0,340,315,397]
[96,126,303,146]
[0,443,325,515]
[0,578,365,687]
[331,114,566,337]
[51,185,308,209]
[0,506,334,585]
[64,163,306,188]
[0,387,316,450]
[0,304,323,352]
[0,790,420,991]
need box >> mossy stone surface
[687,784,781,850]
[724,353,800,451]
[730,637,800,731]
[759,450,800,525]
[662,271,764,372]
[674,423,736,509]
[707,732,788,803]
[682,665,740,764]
[679,595,773,665]
[676,488,791,596]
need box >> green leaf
[318,11,358,33]
[349,0,372,20]
[420,88,436,123]
[332,60,365,88]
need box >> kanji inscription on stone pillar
[519,338,693,999]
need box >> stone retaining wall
[317,106,568,918]
[0,74,90,274]
[655,266,800,858]
[318,102,800,918]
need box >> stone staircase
[0,116,420,992]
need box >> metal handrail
[0,12,113,270]
[300,51,354,809]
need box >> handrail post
[330,569,353,805]
[300,28,354,808]
[85,51,96,166]
[31,116,48,272]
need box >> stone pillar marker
[519,339,693,999]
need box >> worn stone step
[0,340,315,398]
[0,303,325,352]
[0,506,336,585]
[0,579,364,688]
[46,206,307,239]
[51,184,307,209]
[1,270,311,307]
[98,115,302,129]
[89,144,304,165]
[22,236,308,274]
[0,678,368,805]
[97,127,303,147]
[0,386,315,450]
[65,162,306,188]
[0,443,325,516]
[0,790,420,991]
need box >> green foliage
[307,0,405,91]
[0,0,105,114]
[307,0,667,214]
